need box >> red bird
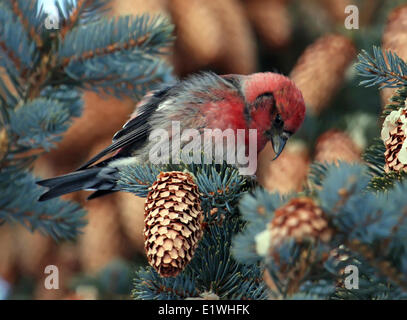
[37,72,305,201]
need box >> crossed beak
[271,131,290,160]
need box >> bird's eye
[274,114,284,127]
[254,92,275,110]
[257,92,274,99]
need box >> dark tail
[37,167,117,201]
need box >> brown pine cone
[0,128,7,160]
[207,0,257,74]
[261,197,333,295]
[116,192,146,254]
[381,106,407,173]
[319,0,354,23]
[14,225,55,279]
[144,171,203,277]
[170,0,223,73]
[269,197,333,248]
[257,142,310,194]
[244,0,292,49]
[110,0,168,16]
[79,193,125,273]
[382,5,407,106]
[0,224,16,283]
[34,243,80,300]
[290,34,356,115]
[314,130,361,164]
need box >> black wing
[76,85,174,171]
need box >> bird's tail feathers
[37,167,117,201]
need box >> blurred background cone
[14,225,55,279]
[117,193,146,254]
[207,0,257,74]
[381,5,407,106]
[244,0,292,50]
[0,225,17,284]
[263,197,333,295]
[109,0,168,16]
[34,243,80,300]
[79,193,125,273]
[170,0,223,74]
[314,129,361,164]
[257,142,310,194]
[290,34,356,115]
[319,0,354,24]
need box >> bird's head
[241,72,306,159]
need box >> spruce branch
[0,169,86,240]
[117,164,161,197]
[346,240,407,292]
[60,0,90,39]
[0,73,18,107]
[0,3,36,76]
[8,98,72,151]
[10,0,43,48]
[133,268,199,300]
[356,46,407,89]
[58,15,173,66]
[0,42,25,78]
[58,0,110,39]
[56,14,174,96]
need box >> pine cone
[0,224,16,283]
[207,0,257,74]
[382,5,407,106]
[381,106,407,173]
[269,197,333,248]
[0,128,7,160]
[314,130,361,164]
[170,0,223,73]
[319,0,354,23]
[79,193,125,273]
[117,192,146,254]
[290,34,356,115]
[144,171,203,277]
[244,0,292,49]
[14,225,55,278]
[110,0,168,16]
[257,142,309,194]
[261,197,333,295]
